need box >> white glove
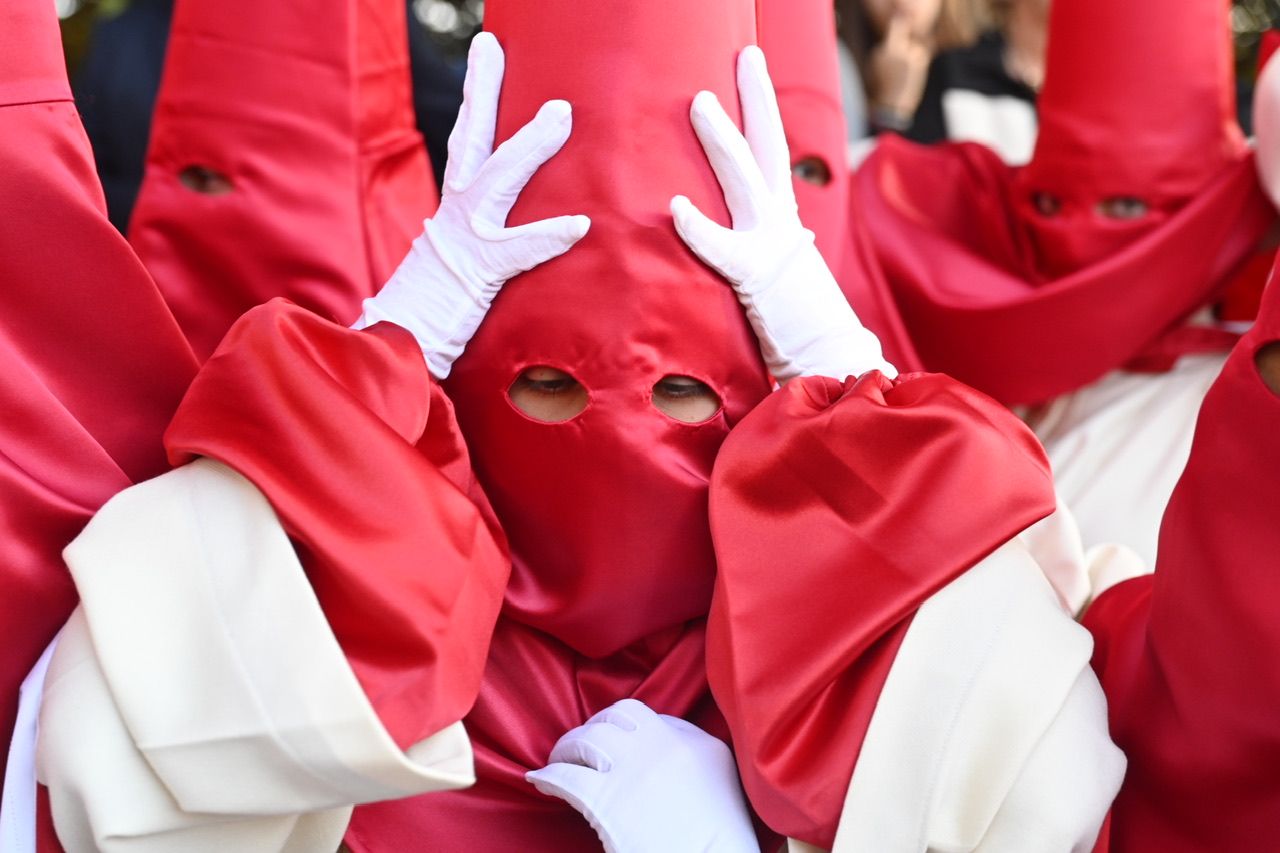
[0,637,58,853]
[526,699,760,853]
[671,46,896,384]
[354,32,591,379]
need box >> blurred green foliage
[1235,0,1280,82]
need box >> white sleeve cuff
[39,459,474,849]
[831,538,1125,853]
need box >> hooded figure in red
[843,0,1275,406]
[346,0,775,844]
[128,0,437,360]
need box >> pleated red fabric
[706,371,1057,846]
[838,0,1276,406]
[758,0,850,270]
[0,0,197,789]
[1083,274,1280,851]
[129,0,437,361]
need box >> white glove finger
[526,763,604,809]
[689,90,773,230]
[444,31,505,192]
[480,214,591,273]
[737,46,795,204]
[472,99,574,227]
[547,730,616,772]
[583,698,651,732]
[671,195,741,280]
[656,713,710,739]
[547,717,647,772]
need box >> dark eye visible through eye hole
[652,375,721,423]
[178,165,234,196]
[1097,196,1150,221]
[1257,341,1280,397]
[1032,191,1061,217]
[792,156,833,187]
[508,366,589,422]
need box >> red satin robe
[0,0,196,791]
[1083,292,1280,852]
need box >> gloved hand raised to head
[354,32,591,380]
[672,46,896,384]
[526,699,761,853]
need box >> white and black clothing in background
[899,30,1038,165]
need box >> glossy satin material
[843,137,1273,405]
[706,371,1057,846]
[1015,0,1244,276]
[160,300,779,851]
[0,0,196,791]
[758,0,850,270]
[165,303,509,750]
[130,0,437,360]
[839,0,1275,406]
[445,0,771,658]
[370,0,772,846]
[348,619,732,851]
[1083,275,1280,851]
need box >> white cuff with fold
[39,458,474,852]
[830,537,1125,853]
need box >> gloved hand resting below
[527,699,761,853]
[672,45,896,384]
[354,31,591,380]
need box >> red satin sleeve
[165,300,510,748]
[706,371,1057,847]
[0,0,196,784]
[1083,290,1280,852]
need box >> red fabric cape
[841,136,1275,405]
[1083,278,1280,851]
[0,0,197,791]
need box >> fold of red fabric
[130,0,437,361]
[842,137,1273,405]
[165,300,509,748]
[706,371,1057,846]
[0,0,197,787]
[1084,280,1280,851]
[346,618,742,852]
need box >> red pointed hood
[1014,0,1247,277]
[446,0,770,658]
[129,0,436,360]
